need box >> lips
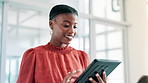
[64,35,74,40]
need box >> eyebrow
[63,20,77,24]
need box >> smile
[64,35,74,40]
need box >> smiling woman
[16,4,108,83]
[16,4,88,83]
[16,4,106,83]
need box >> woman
[17,4,107,83]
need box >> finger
[63,72,73,83]
[67,70,77,78]
[72,70,81,74]
[70,76,79,82]
[66,76,78,83]
[96,73,104,83]
[76,69,82,73]
[89,77,97,83]
[70,79,76,82]
[102,71,107,83]
[67,76,78,83]
[64,70,81,82]
[71,75,79,78]
[69,70,81,81]
[67,72,71,75]
[70,70,81,77]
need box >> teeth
[64,35,73,39]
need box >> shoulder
[69,47,90,68]
[34,45,45,51]
[78,50,88,55]
[27,45,46,52]
[22,48,35,59]
[69,46,88,56]
[23,45,45,57]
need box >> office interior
[0,0,148,83]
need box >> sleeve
[17,48,36,83]
[79,51,90,69]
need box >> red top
[17,42,90,83]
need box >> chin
[65,42,70,45]
[63,41,71,45]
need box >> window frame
[0,1,8,83]
[82,0,129,82]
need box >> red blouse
[17,42,90,83]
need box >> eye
[63,25,70,28]
[74,26,77,29]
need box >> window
[95,23,124,83]
[78,0,89,14]
[79,0,127,83]
[6,4,50,83]
[92,0,122,21]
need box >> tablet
[74,59,121,83]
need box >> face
[49,13,77,47]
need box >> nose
[68,26,76,34]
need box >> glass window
[6,5,50,83]
[96,35,106,51]
[95,23,124,83]
[92,0,122,21]
[96,24,106,33]
[107,31,122,49]
[78,0,89,14]
[96,51,106,59]
[108,49,123,60]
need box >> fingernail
[96,73,99,76]
[67,72,71,74]
[67,79,70,82]
[89,77,93,80]
[72,70,76,73]
[77,69,81,72]
[78,69,81,71]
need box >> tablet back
[74,59,121,83]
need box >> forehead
[54,13,78,23]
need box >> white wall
[125,0,148,83]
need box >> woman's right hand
[62,70,81,83]
[89,71,107,83]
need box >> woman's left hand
[62,70,81,83]
[89,71,107,83]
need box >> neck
[50,39,67,47]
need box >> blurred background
[0,0,148,83]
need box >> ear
[49,20,53,30]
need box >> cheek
[74,29,77,36]
[53,28,63,37]
[54,25,63,33]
